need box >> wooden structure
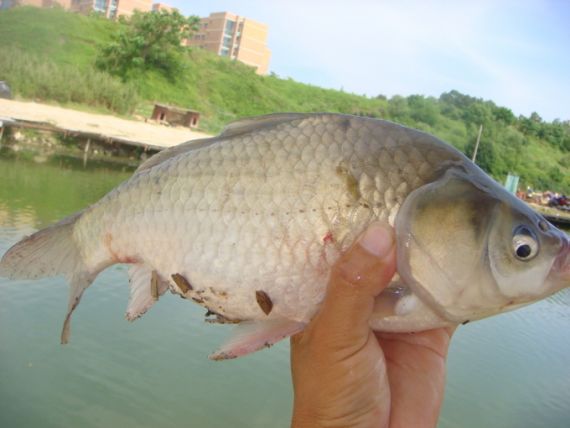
[151,104,201,128]
[529,203,570,228]
[0,98,210,151]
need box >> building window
[0,0,14,10]
[108,0,118,18]
[222,35,232,48]
[220,47,230,56]
[94,0,107,13]
[224,20,236,34]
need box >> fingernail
[358,223,394,257]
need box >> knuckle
[332,260,363,288]
[332,253,379,289]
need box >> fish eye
[512,226,539,261]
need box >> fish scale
[78,116,437,323]
[2,113,568,359]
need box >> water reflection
[0,153,133,226]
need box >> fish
[1,113,568,359]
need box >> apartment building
[70,0,152,18]
[0,0,71,8]
[0,0,153,18]
[151,2,174,13]
[187,11,271,75]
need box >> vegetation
[0,6,569,192]
[0,46,139,114]
[96,10,200,79]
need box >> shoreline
[0,98,212,168]
[0,98,210,149]
[528,203,570,227]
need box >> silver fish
[1,113,568,359]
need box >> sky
[167,0,570,122]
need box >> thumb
[315,222,396,346]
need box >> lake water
[0,154,569,428]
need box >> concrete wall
[237,18,270,75]
[116,0,151,17]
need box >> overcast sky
[167,0,569,122]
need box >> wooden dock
[530,203,570,228]
[0,99,210,151]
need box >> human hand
[290,223,454,428]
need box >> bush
[96,10,200,80]
[0,46,139,114]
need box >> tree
[407,95,439,126]
[465,133,497,175]
[439,90,478,110]
[387,95,409,121]
[492,106,515,125]
[97,10,200,79]
[463,103,492,127]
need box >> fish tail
[0,211,97,343]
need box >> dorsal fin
[135,113,310,174]
[218,113,308,139]
[135,137,217,173]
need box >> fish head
[395,166,570,324]
[485,194,569,302]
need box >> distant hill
[0,6,568,192]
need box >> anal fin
[61,271,96,344]
[209,319,305,361]
[125,264,168,321]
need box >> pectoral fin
[209,319,305,360]
[125,265,169,321]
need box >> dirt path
[0,99,211,148]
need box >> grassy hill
[1,6,569,192]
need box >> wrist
[291,401,321,428]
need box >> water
[1,155,569,428]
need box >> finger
[375,326,456,358]
[375,328,454,427]
[315,222,396,347]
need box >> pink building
[0,0,72,8]
[0,0,154,18]
[70,0,152,19]
[151,2,175,13]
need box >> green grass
[125,48,388,131]
[0,46,139,114]
[0,6,568,192]
[0,6,117,68]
